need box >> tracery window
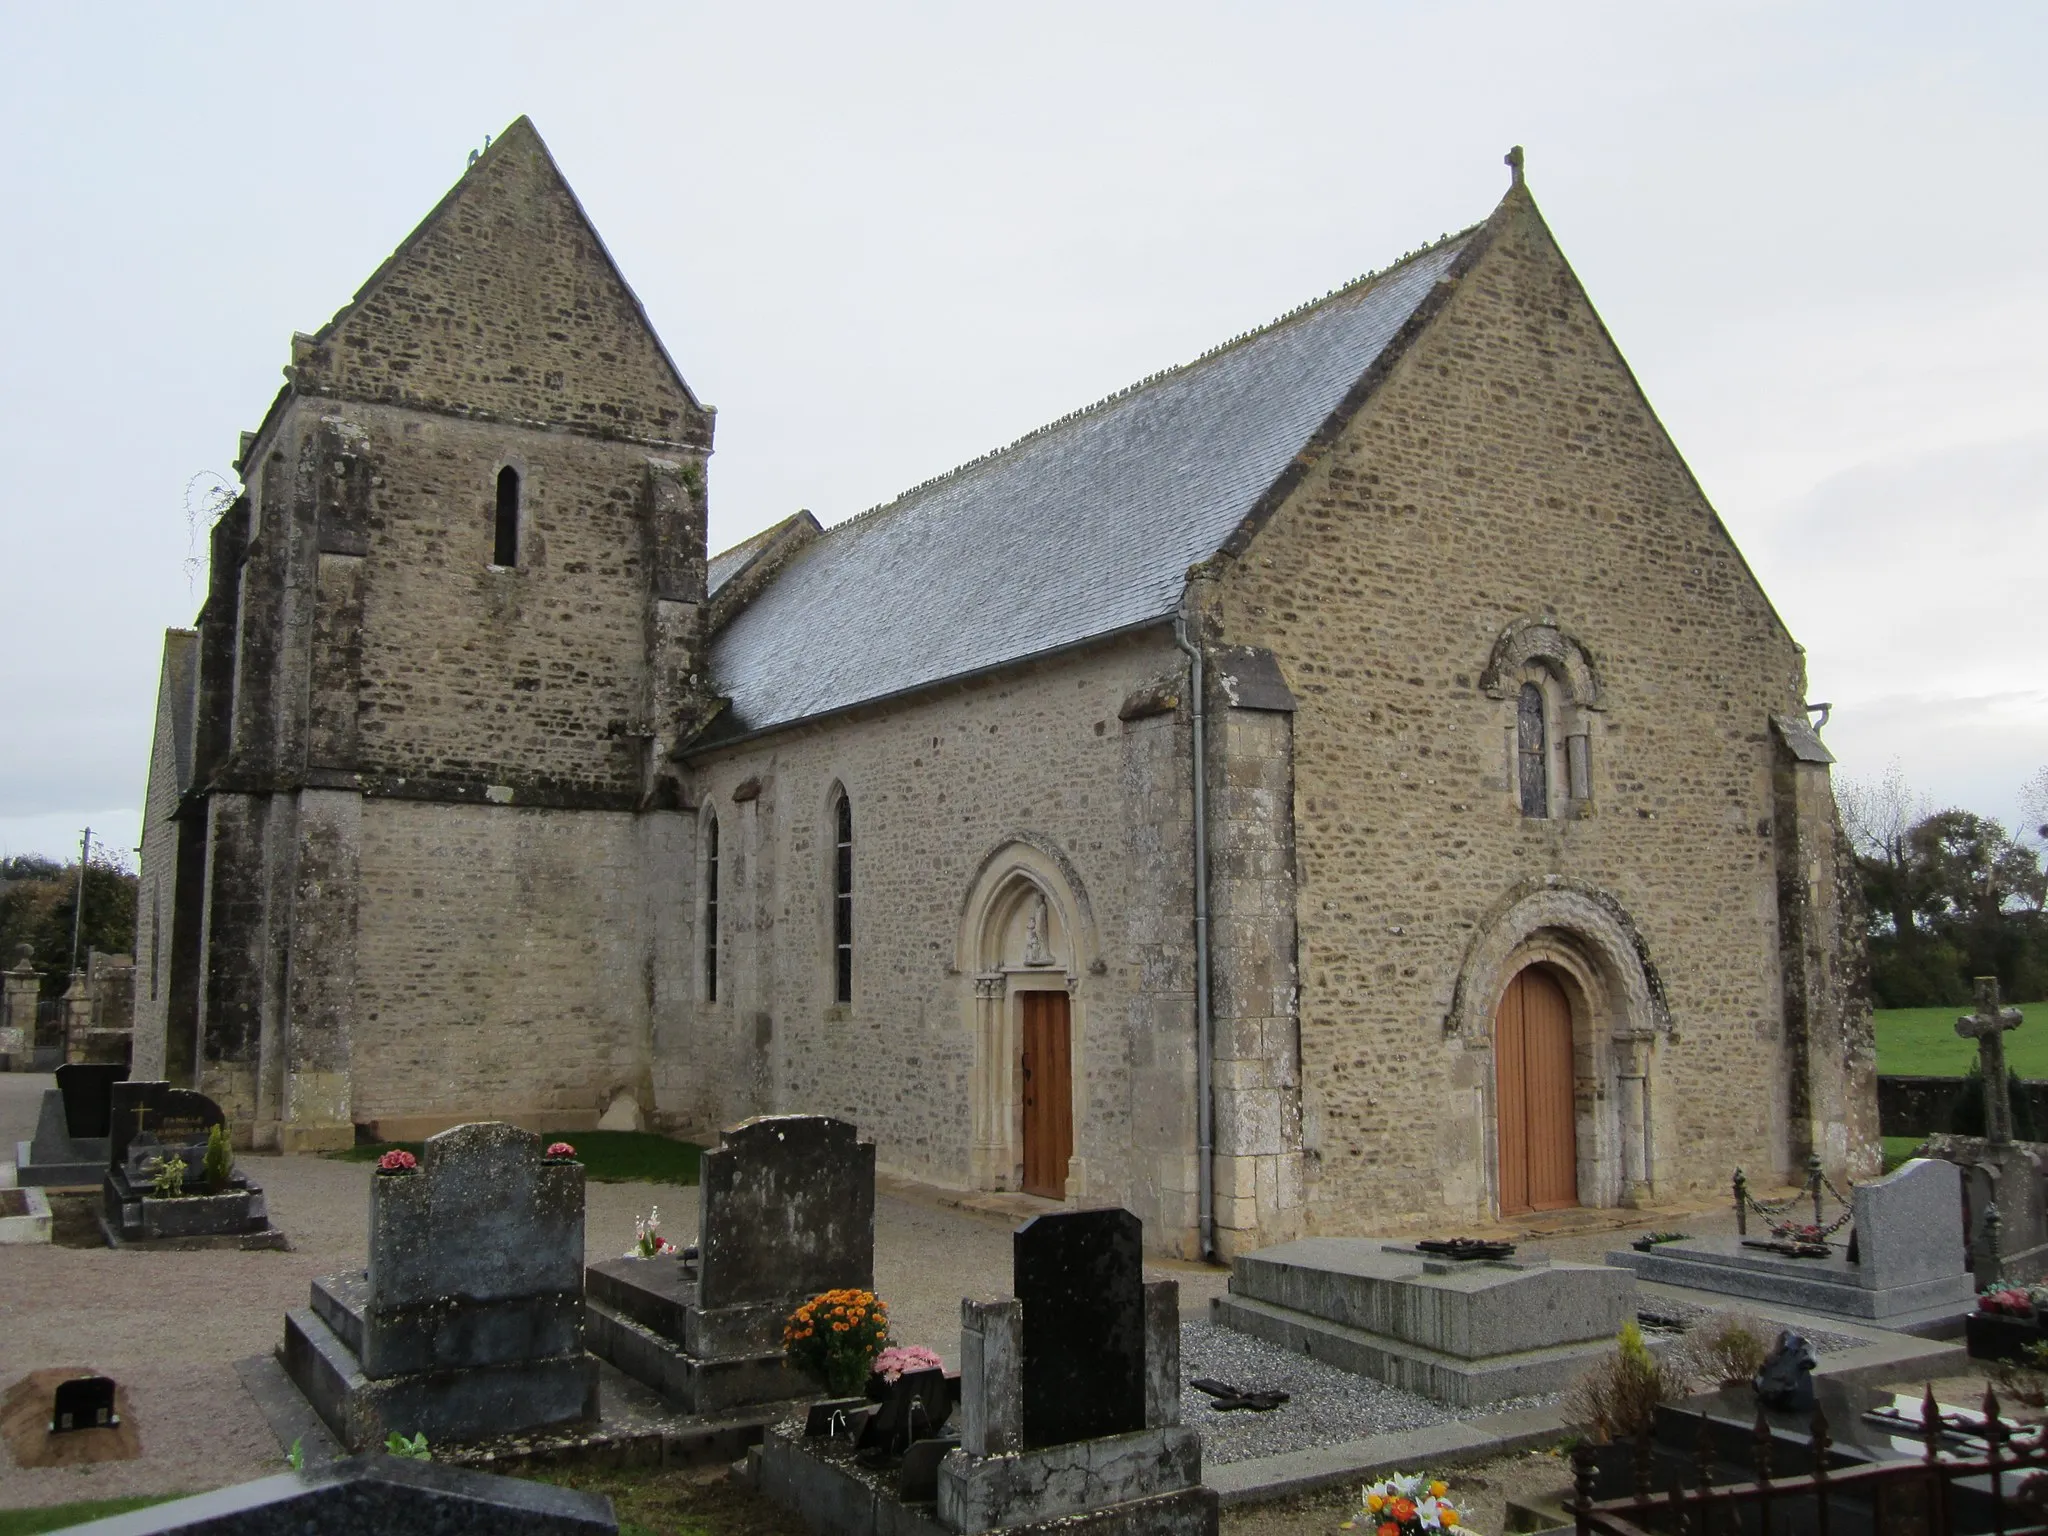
[832,792,853,1004]
[703,814,720,1003]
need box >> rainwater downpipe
[1173,612,1216,1262]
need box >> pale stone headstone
[1851,1157,1967,1288]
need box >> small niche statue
[1023,894,1053,967]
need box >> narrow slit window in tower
[493,466,521,567]
[703,816,720,1002]
[834,795,854,1004]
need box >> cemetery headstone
[15,1063,129,1187]
[98,1080,282,1249]
[50,1375,119,1433]
[1852,1156,1969,1289]
[585,1113,875,1413]
[280,1121,599,1451]
[1015,1207,1145,1447]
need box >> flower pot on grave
[1965,1308,2047,1364]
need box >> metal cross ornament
[1957,976,2026,1144]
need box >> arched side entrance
[956,837,1098,1198]
[1495,965,1578,1215]
[1446,881,1672,1214]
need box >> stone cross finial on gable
[1957,976,2025,1144]
[1505,146,1525,188]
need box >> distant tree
[0,849,138,997]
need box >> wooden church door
[1495,966,1578,1215]
[1020,991,1073,1198]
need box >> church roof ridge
[820,223,1484,541]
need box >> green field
[329,1129,701,1185]
[1874,1001,2047,1078]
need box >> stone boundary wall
[1879,1073,2048,1138]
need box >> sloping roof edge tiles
[698,209,1500,749]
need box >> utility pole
[68,826,91,975]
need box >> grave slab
[1609,1160,1974,1334]
[49,1452,617,1534]
[585,1114,874,1413]
[1212,1237,1635,1406]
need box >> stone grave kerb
[696,1115,875,1309]
[1015,1207,1147,1448]
[368,1122,584,1311]
[1851,1157,1966,1290]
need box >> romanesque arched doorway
[1495,964,1578,1215]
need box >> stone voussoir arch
[953,832,1099,976]
[1480,617,1602,709]
[1444,877,1671,1045]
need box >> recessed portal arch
[957,837,1096,1196]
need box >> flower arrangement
[377,1149,418,1175]
[629,1207,676,1259]
[1769,1222,1824,1244]
[785,1289,891,1397]
[1981,1286,2035,1317]
[873,1344,945,1383]
[1342,1473,1461,1535]
[546,1141,577,1160]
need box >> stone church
[132,118,1874,1258]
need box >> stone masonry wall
[676,630,1205,1251]
[1215,190,1827,1231]
[132,629,197,1079]
[349,797,678,1136]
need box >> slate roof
[708,513,804,598]
[701,227,1480,745]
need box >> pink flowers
[1981,1287,2033,1317]
[546,1142,577,1160]
[873,1344,946,1382]
[377,1149,418,1174]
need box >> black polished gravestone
[51,1375,119,1433]
[1016,1208,1146,1448]
[59,1063,131,1140]
[99,1082,282,1250]
[16,1063,131,1187]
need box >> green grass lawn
[329,1129,701,1185]
[1874,1001,2048,1078]
[0,1497,178,1536]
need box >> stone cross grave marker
[1015,1207,1145,1448]
[1957,977,2026,1144]
[697,1115,876,1308]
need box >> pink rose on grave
[872,1345,946,1383]
[1980,1287,2033,1316]
[546,1142,577,1160]
[377,1149,418,1174]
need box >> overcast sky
[2,3,2041,865]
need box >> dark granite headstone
[1015,1208,1145,1448]
[57,1062,130,1139]
[697,1115,876,1309]
[108,1080,225,1171]
[51,1374,119,1432]
[50,1452,616,1533]
[857,1367,953,1459]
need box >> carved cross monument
[1958,976,2026,1144]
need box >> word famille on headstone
[108,1080,226,1172]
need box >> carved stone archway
[1447,880,1670,1211]
[957,838,1095,1193]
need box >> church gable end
[291,117,708,449]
